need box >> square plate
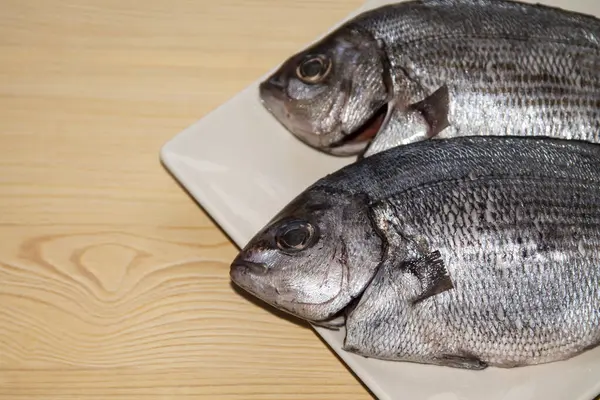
[160,1,600,398]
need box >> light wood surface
[0,1,372,398]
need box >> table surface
[0,1,373,399]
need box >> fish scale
[342,149,600,367]
[350,0,600,152]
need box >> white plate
[160,1,600,398]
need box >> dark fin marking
[405,250,454,305]
[436,353,488,370]
[409,85,450,138]
[376,39,394,100]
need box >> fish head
[230,189,383,324]
[259,27,390,156]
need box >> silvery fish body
[231,136,600,369]
[259,0,600,157]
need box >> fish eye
[275,220,317,252]
[295,55,331,84]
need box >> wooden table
[0,1,372,398]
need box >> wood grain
[0,0,372,398]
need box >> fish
[230,135,600,369]
[258,0,600,157]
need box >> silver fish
[230,136,600,369]
[259,0,600,157]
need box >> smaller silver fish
[231,136,600,369]
[259,0,600,157]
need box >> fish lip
[230,260,269,276]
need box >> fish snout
[259,77,287,106]
[262,73,287,91]
[230,258,269,278]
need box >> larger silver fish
[230,136,600,369]
[259,0,600,157]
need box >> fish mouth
[328,103,388,156]
[231,260,269,277]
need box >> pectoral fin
[405,250,454,305]
[360,85,451,158]
[436,353,488,370]
[360,107,430,158]
[409,85,450,139]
